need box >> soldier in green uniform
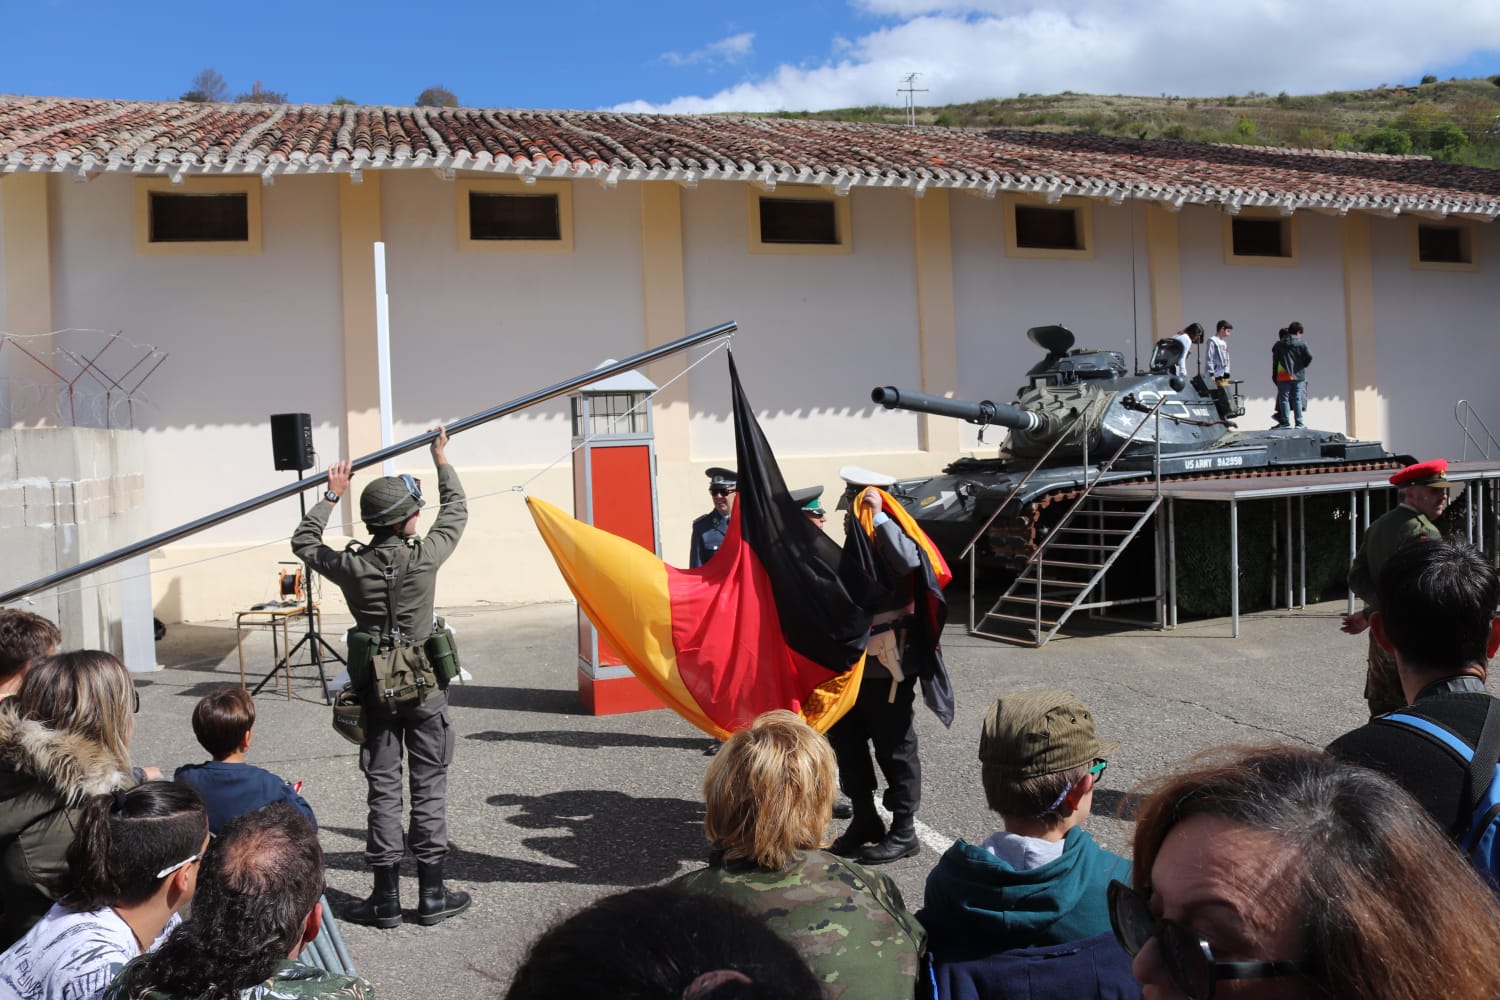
[1342,458,1457,718]
[292,427,470,928]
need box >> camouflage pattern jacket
[672,848,927,1000]
[104,959,375,1000]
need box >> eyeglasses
[1033,758,1107,817]
[709,488,734,498]
[1107,881,1314,999]
[155,851,203,880]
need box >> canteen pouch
[330,685,368,746]
[371,644,435,715]
[345,628,380,691]
[425,617,461,688]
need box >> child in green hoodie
[917,690,1130,957]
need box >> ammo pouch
[345,628,380,691]
[425,616,461,687]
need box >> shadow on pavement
[153,623,242,669]
[322,787,705,886]
[466,729,708,752]
[448,685,580,714]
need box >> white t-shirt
[0,903,180,1000]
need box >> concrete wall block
[0,431,18,482]
[14,428,78,481]
[50,480,76,526]
[22,480,54,526]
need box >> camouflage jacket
[104,959,375,1000]
[672,848,927,1000]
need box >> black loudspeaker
[270,413,314,472]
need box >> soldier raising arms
[292,426,470,928]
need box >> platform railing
[1456,400,1499,461]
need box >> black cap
[706,467,738,491]
[790,486,825,514]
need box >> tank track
[985,458,1405,562]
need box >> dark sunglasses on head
[1107,880,1314,1000]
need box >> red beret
[1390,459,1454,489]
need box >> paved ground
[134,598,1459,996]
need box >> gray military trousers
[359,689,454,867]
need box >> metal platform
[1092,461,1500,637]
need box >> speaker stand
[253,473,343,704]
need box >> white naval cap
[837,466,897,509]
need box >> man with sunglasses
[293,426,469,930]
[919,690,1130,958]
[689,467,737,568]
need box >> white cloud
[615,1,1500,113]
[660,32,755,68]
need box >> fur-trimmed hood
[0,708,132,803]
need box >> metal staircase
[975,494,1161,645]
[971,396,1169,647]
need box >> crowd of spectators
[6,528,1500,999]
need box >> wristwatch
[323,489,340,503]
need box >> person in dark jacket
[919,690,1130,957]
[292,426,469,929]
[1271,322,1312,428]
[174,685,316,835]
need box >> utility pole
[898,73,928,127]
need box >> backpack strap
[382,543,413,646]
[1386,703,1500,820]
[1467,700,1500,818]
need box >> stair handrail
[958,394,1104,560]
[1456,400,1499,461]
[1027,393,1170,570]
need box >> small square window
[1417,224,1471,265]
[149,192,250,243]
[746,187,850,255]
[469,192,562,242]
[134,178,261,255]
[759,198,839,245]
[1231,217,1290,258]
[1014,205,1081,251]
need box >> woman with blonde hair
[0,650,147,947]
[1112,745,1500,999]
[672,710,926,1000]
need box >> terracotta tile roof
[3,95,1498,218]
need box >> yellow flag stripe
[526,497,711,733]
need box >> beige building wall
[6,167,1496,622]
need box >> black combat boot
[831,797,853,820]
[861,812,919,865]
[415,860,471,926]
[345,864,402,928]
[829,798,885,857]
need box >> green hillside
[786,76,1500,168]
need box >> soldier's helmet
[360,474,423,528]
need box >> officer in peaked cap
[790,485,826,525]
[292,426,471,929]
[828,465,930,865]
[689,467,737,568]
[1343,458,1459,718]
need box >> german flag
[527,353,873,738]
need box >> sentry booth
[569,367,665,715]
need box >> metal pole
[1230,499,1240,638]
[1167,497,1178,628]
[0,321,738,606]
[1298,494,1307,608]
[1347,489,1358,615]
[1283,497,1293,610]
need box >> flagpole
[1,321,737,606]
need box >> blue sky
[5,1,1499,113]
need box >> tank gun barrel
[871,386,1044,433]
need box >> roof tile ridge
[412,107,451,160]
[473,109,546,168]
[228,105,289,165]
[548,113,641,170]
[120,102,222,167]
[603,112,722,168]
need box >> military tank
[873,324,1403,568]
